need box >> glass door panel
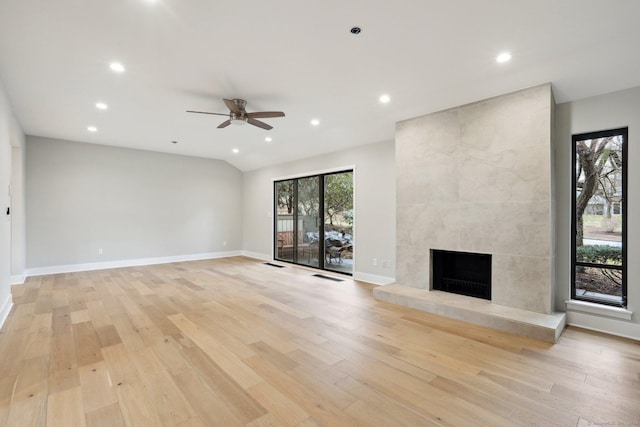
[275,180,295,262]
[323,171,353,274]
[296,176,320,267]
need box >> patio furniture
[277,231,310,259]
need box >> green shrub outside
[576,244,622,266]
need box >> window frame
[571,127,627,308]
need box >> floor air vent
[264,262,285,268]
[312,274,344,282]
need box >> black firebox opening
[431,250,492,300]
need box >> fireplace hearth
[432,250,491,300]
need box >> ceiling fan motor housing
[232,99,247,110]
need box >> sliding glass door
[296,176,320,268]
[323,171,353,274]
[275,180,296,263]
[274,170,353,275]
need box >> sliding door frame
[272,165,355,275]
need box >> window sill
[565,299,632,320]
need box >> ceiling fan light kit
[230,114,247,126]
[187,98,284,130]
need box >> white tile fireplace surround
[374,84,566,343]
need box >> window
[572,128,627,307]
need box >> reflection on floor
[324,259,353,275]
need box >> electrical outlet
[372,257,378,266]
[223,241,227,247]
[98,248,103,255]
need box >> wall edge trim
[0,294,13,331]
[24,250,244,277]
[353,272,395,286]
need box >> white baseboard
[353,272,395,286]
[566,311,640,341]
[24,250,244,277]
[0,294,13,331]
[241,251,271,261]
[10,275,26,285]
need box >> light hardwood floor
[1,257,639,426]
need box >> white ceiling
[1,0,639,171]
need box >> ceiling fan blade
[186,110,229,117]
[247,118,273,130]
[217,120,232,128]
[246,111,285,119]
[223,99,242,115]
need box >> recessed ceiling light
[232,148,239,154]
[87,126,97,132]
[109,62,125,73]
[95,102,108,110]
[310,119,320,126]
[350,27,362,35]
[496,52,512,63]
[379,94,391,104]
[171,140,178,144]
[265,136,272,142]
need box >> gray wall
[242,141,396,283]
[0,77,25,327]
[11,142,26,279]
[0,82,11,324]
[26,137,243,269]
[555,86,640,339]
[395,84,555,314]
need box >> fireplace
[431,250,491,300]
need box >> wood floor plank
[5,390,48,427]
[48,332,80,394]
[130,347,198,426]
[2,256,639,426]
[101,344,140,387]
[85,402,126,427]
[179,345,267,423]
[335,375,441,427]
[71,310,91,325]
[243,354,359,426]
[171,367,244,427]
[168,313,263,389]
[46,387,86,427]
[73,321,103,367]
[245,413,286,427]
[10,356,49,404]
[78,361,117,414]
[0,375,16,427]
[246,381,310,427]
[113,381,163,427]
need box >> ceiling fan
[187,98,285,130]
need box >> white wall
[10,135,26,283]
[242,141,395,284]
[26,137,243,272]
[555,85,640,339]
[0,78,25,328]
